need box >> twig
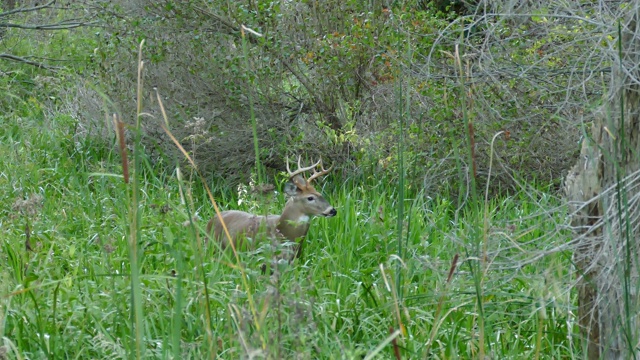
[1,20,96,30]
[0,0,55,17]
[0,53,61,69]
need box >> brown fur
[207,174,336,259]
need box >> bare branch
[0,0,56,18]
[0,53,61,70]
[1,20,95,30]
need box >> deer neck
[276,200,311,241]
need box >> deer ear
[284,180,300,196]
[285,175,306,196]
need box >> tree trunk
[565,11,640,360]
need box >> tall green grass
[0,103,577,358]
[0,38,580,360]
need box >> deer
[206,156,337,261]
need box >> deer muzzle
[323,207,337,217]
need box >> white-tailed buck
[207,156,337,260]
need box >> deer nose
[325,208,337,217]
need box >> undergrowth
[1,97,577,358]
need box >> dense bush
[3,1,600,193]
[81,1,595,195]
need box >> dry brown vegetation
[74,0,597,195]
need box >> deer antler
[307,159,333,183]
[286,155,322,179]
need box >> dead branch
[0,54,61,70]
[0,0,56,18]
[1,20,95,30]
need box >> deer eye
[307,196,315,202]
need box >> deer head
[282,156,337,222]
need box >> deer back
[207,210,280,249]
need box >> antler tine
[307,158,333,183]
[286,155,322,179]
